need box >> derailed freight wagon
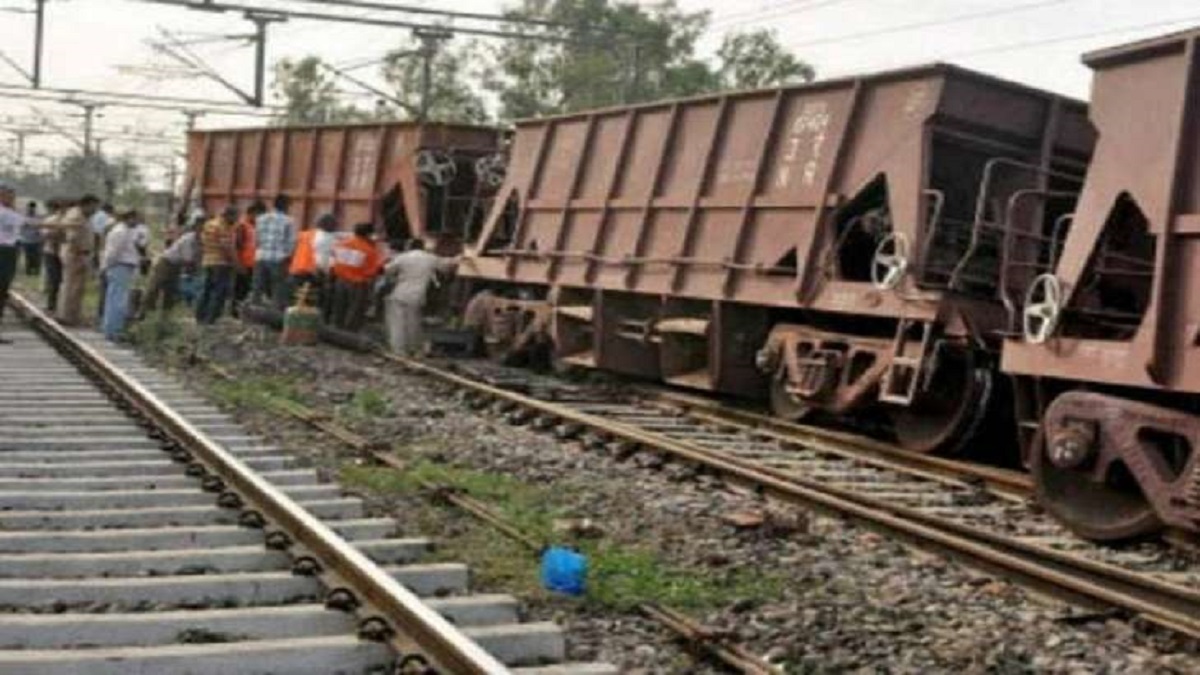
[182,121,507,250]
[460,64,1094,456]
[1003,28,1200,541]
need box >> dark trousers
[232,268,253,316]
[142,258,181,317]
[330,278,372,331]
[96,270,107,321]
[195,265,233,325]
[0,246,16,321]
[252,260,289,311]
[43,253,62,312]
[21,243,40,276]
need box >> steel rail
[376,351,1200,641]
[10,293,509,675]
[645,388,1033,498]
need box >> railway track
[376,353,1200,643]
[0,293,616,675]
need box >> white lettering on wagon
[776,101,831,190]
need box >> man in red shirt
[329,221,383,331]
[232,201,263,317]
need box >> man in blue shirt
[252,194,295,311]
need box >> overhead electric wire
[786,0,1075,49]
[711,0,859,30]
[940,12,1200,61]
[0,83,280,115]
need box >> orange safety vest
[289,229,317,275]
[331,236,383,284]
[236,217,256,269]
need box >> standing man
[56,194,98,326]
[0,183,23,342]
[195,205,239,325]
[252,194,295,311]
[382,239,459,355]
[329,222,383,331]
[19,201,41,276]
[99,211,140,341]
[40,199,67,314]
[232,201,262,316]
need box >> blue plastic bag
[540,546,587,596]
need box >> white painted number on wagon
[776,101,831,190]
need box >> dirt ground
[127,316,1200,674]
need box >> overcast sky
[2,0,1200,188]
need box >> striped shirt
[200,218,236,267]
[254,210,296,262]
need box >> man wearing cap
[195,205,239,325]
[0,182,23,342]
[252,194,295,311]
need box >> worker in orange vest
[329,221,383,331]
[232,201,263,317]
[288,214,321,304]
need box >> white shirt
[89,211,112,236]
[101,222,141,268]
[384,249,457,304]
[0,205,22,247]
[162,232,198,265]
[132,222,150,250]
[314,230,342,272]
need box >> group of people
[0,184,145,342]
[175,194,460,353]
[0,182,461,352]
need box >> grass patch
[337,388,391,422]
[340,458,788,613]
[210,374,302,411]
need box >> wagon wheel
[870,232,910,291]
[417,150,458,187]
[888,348,992,456]
[769,371,812,422]
[474,153,507,189]
[1022,274,1063,345]
[1033,410,1163,542]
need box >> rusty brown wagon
[182,121,506,251]
[1003,27,1200,541]
[459,63,1093,457]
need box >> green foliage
[380,37,491,123]
[484,0,718,119]
[716,28,815,90]
[210,375,301,411]
[339,458,786,612]
[268,1,814,125]
[338,388,391,421]
[272,57,372,125]
[3,153,149,206]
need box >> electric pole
[80,103,100,158]
[413,27,450,123]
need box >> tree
[272,56,369,125]
[379,36,491,124]
[716,29,815,90]
[1,152,148,205]
[484,0,717,120]
[482,1,813,121]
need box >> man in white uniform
[382,239,459,354]
[99,214,141,341]
[0,183,23,342]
